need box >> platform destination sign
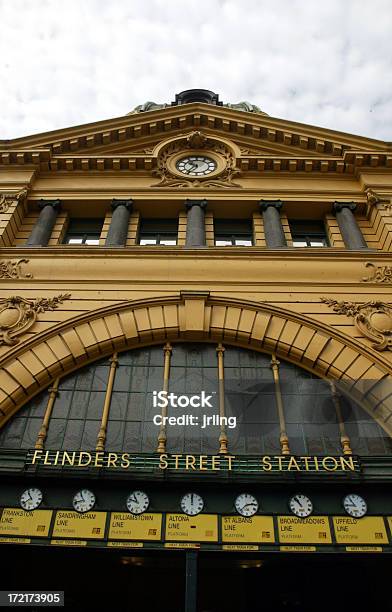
[26,450,360,474]
[109,513,162,541]
[333,517,388,545]
[0,508,52,538]
[52,511,106,540]
[277,516,332,544]
[165,514,218,542]
[222,516,275,543]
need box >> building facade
[0,89,392,611]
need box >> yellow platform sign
[52,511,106,539]
[333,517,388,544]
[278,516,332,544]
[165,514,218,542]
[222,516,275,543]
[0,508,52,537]
[109,513,162,541]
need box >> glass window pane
[159,239,177,245]
[234,239,253,246]
[2,343,391,457]
[140,239,157,245]
[215,240,232,246]
[85,238,100,245]
[293,240,308,247]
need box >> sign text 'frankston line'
[27,450,359,473]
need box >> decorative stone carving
[0,189,27,213]
[362,262,392,284]
[0,259,32,280]
[152,131,241,189]
[365,188,392,215]
[321,297,392,352]
[0,294,71,346]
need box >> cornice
[1,104,389,161]
[1,148,391,177]
[0,245,385,259]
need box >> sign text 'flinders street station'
[27,450,360,473]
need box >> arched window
[0,343,390,456]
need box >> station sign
[165,514,218,542]
[333,517,388,544]
[52,511,106,539]
[277,516,332,544]
[109,513,162,540]
[26,450,360,474]
[0,508,52,537]
[222,516,275,543]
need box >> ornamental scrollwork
[365,188,392,215]
[362,262,392,284]
[0,189,27,213]
[152,130,241,189]
[0,259,32,280]
[0,294,71,346]
[321,297,392,352]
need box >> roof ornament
[128,89,268,115]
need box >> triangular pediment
[1,103,391,177]
[1,102,388,158]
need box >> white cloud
[0,0,391,140]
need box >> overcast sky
[1,0,391,141]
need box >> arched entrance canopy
[0,293,390,430]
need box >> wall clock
[20,487,43,511]
[176,156,216,176]
[289,494,313,518]
[235,493,259,517]
[72,489,96,513]
[126,490,150,515]
[180,492,204,516]
[343,494,367,518]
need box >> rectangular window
[138,219,178,245]
[63,219,103,245]
[289,220,329,247]
[214,219,253,246]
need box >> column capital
[111,198,133,212]
[258,199,283,212]
[185,199,207,210]
[333,201,357,213]
[38,199,61,211]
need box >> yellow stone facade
[0,93,392,440]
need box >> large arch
[0,293,391,430]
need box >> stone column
[105,199,133,246]
[259,200,287,247]
[185,199,207,247]
[333,202,368,249]
[26,199,61,246]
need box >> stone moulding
[321,297,392,352]
[0,294,71,346]
[0,259,32,280]
[363,262,392,284]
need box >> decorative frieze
[363,262,392,284]
[0,294,71,346]
[321,297,392,352]
[0,259,32,280]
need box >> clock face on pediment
[176,156,217,176]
